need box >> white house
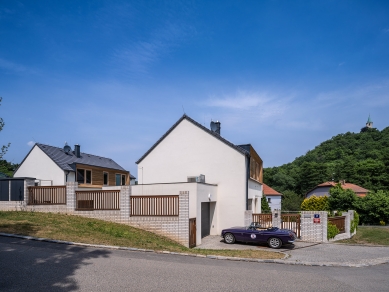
[14,143,130,187]
[133,114,264,245]
[263,183,282,211]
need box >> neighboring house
[305,180,369,198]
[134,114,264,245]
[14,143,130,187]
[130,174,137,185]
[263,183,282,211]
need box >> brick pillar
[300,211,328,242]
[244,210,253,226]
[120,185,131,223]
[66,182,77,214]
[342,211,351,237]
[272,209,281,228]
[179,191,189,248]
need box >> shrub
[328,184,357,211]
[350,211,359,233]
[301,195,329,211]
[380,220,386,226]
[327,222,340,240]
[354,190,389,225]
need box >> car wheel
[268,237,282,249]
[224,233,235,244]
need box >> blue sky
[1,1,389,177]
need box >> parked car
[221,222,297,249]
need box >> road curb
[1,232,388,268]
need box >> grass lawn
[0,211,283,259]
[339,226,389,246]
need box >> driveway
[196,235,389,267]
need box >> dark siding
[0,181,9,201]
[10,180,24,201]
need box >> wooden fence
[28,186,66,205]
[328,216,346,233]
[131,196,179,216]
[75,190,120,211]
[252,213,272,228]
[281,213,301,238]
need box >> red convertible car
[221,223,297,249]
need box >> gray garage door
[201,202,210,238]
[11,180,24,201]
[0,180,9,201]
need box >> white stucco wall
[131,182,218,245]
[248,179,262,213]
[14,146,65,185]
[137,119,247,233]
[267,195,282,211]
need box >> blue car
[221,222,297,249]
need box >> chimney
[210,120,221,135]
[74,144,81,158]
[339,180,346,185]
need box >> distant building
[305,180,369,198]
[360,115,375,132]
[262,183,282,211]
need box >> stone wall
[300,211,328,242]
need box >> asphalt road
[1,236,388,292]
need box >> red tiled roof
[316,181,369,195]
[263,183,282,196]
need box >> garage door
[201,202,210,238]
[0,180,9,201]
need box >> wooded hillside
[264,127,389,199]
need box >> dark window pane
[115,174,121,186]
[121,175,125,185]
[104,172,108,185]
[86,170,92,184]
[77,169,85,184]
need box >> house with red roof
[305,180,369,199]
[263,183,282,211]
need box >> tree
[281,190,303,211]
[354,190,389,225]
[328,184,357,211]
[261,196,271,213]
[0,97,10,159]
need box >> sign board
[314,214,320,219]
[313,218,320,224]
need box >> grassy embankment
[339,226,389,246]
[0,211,283,259]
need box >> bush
[350,211,359,233]
[327,222,340,240]
[380,220,386,226]
[301,195,329,211]
[354,190,389,225]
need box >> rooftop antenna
[182,105,186,115]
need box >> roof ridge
[135,114,249,164]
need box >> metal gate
[281,213,301,238]
[189,218,196,248]
[201,202,210,238]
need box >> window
[103,172,108,185]
[116,174,126,186]
[267,198,271,203]
[77,169,92,184]
[247,199,252,211]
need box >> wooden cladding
[249,146,263,183]
[28,186,66,205]
[131,196,179,216]
[328,216,346,233]
[76,163,129,187]
[75,190,120,211]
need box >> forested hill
[264,127,389,196]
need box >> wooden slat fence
[328,216,346,233]
[281,213,301,238]
[252,213,272,228]
[28,186,66,205]
[75,190,120,211]
[131,196,179,216]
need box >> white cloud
[27,141,35,147]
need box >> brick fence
[0,180,190,247]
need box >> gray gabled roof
[136,114,249,164]
[33,143,127,172]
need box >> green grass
[0,211,283,259]
[339,226,389,246]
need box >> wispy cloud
[383,28,389,33]
[0,58,28,73]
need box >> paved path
[1,236,389,292]
[196,235,389,267]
